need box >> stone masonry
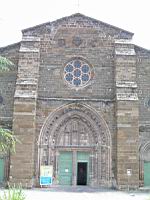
[115,41,139,189]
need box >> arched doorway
[140,142,150,187]
[38,103,111,187]
[0,157,4,184]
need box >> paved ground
[0,187,150,200]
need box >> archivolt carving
[140,142,150,161]
[39,103,111,148]
[139,142,150,184]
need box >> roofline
[22,13,134,36]
[134,45,150,52]
[72,13,134,36]
[22,21,51,33]
[0,42,21,52]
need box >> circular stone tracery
[64,58,94,88]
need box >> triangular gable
[22,13,133,39]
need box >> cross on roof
[77,0,80,12]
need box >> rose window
[64,58,94,88]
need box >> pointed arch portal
[140,142,150,187]
[38,103,111,187]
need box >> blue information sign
[40,177,52,185]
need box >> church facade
[0,13,150,189]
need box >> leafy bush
[0,186,25,200]
[0,128,18,153]
[0,56,15,72]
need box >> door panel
[144,162,150,187]
[58,152,72,185]
[0,158,4,183]
[77,152,89,162]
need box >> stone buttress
[10,36,40,187]
[115,39,139,189]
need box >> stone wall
[135,46,150,186]
[0,42,20,66]
[0,43,20,128]
[135,46,150,144]
[38,29,115,100]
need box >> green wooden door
[144,162,150,187]
[0,158,4,183]
[58,152,72,185]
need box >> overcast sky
[0,0,150,49]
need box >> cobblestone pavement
[0,187,150,200]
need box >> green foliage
[0,56,15,72]
[0,128,18,153]
[0,185,25,200]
